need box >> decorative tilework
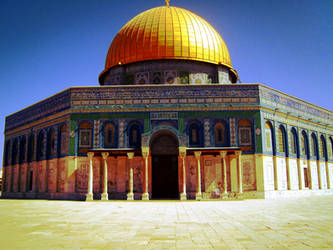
[93,120,100,148]
[230,118,236,146]
[204,119,210,147]
[118,119,125,148]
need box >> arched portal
[150,131,179,199]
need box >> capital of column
[179,147,187,159]
[142,147,150,159]
[194,151,201,160]
[102,152,109,160]
[235,150,242,157]
[127,152,134,160]
[219,151,227,158]
[87,152,94,160]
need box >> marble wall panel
[203,156,218,196]
[329,163,333,188]
[277,157,287,190]
[76,160,89,193]
[242,155,256,191]
[116,157,127,193]
[289,158,299,190]
[92,157,101,193]
[133,157,143,193]
[47,160,57,193]
[58,159,66,192]
[186,156,197,193]
[263,156,274,191]
[320,162,327,189]
[310,160,319,189]
[13,165,18,192]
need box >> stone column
[326,161,331,189]
[297,158,303,190]
[101,152,109,200]
[195,151,202,201]
[307,159,313,190]
[220,151,228,199]
[86,152,94,201]
[127,152,134,200]
[142,147,150,200]
[179,147,187,200]
[273,155,278,190]
[236,151,243,195]
[317,160,322,189]
[286,157,291,190]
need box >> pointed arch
[27,134,35,163]
[301,131,310,159]
[290,127,299,157]
[59,124,67,156]
[127,121,143,148]
[47,128,55,159]
[214,120,228,146]
[320,135,327,161]
[311,133,319,160]
[277,125,288,156]
[19,136,26,164]
[264,121,275,154]
[187,120,204,147]
[37,130,45,161]
[4,140,11,166]
[328,137,333,160]
[11,138,18,165]
[103,121,118,148]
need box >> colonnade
[85,148,243,201]
[272,155,331,191]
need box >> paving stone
[0,196,333,249]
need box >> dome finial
[165,0,170,6]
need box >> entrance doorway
[150,132,179,199]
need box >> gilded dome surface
[102,5,234,73]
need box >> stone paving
[0,195,333,249]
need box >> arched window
[238,119,252,146]
[79,122,92,148]
[320,135,327,160]
[188,121,203,147]
[290,128,298,156]
[104,123,117,148]
[311,133,318,159]
[37,131,45,161]
[265,122,274,153]
[128,122,142,148]
[11,139,18,165]
[4,140,11,166]
[214,122,227,146]
[27,134,34,163]
[19,136,26,164]
[328,137,333,160]
[47,128,55,159]
[301,131,309,159]
[59,124,67,155]
[277,126,287,154]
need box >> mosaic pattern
[204,119,210,147]
[230,118,236,146]
[260,87,332,122]
[93,120,100,148]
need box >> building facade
[2,3,333,201]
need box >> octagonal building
[2,2,333,201]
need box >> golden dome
[102,5,234,75]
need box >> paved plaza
[0,195,332,249]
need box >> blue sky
[1,0,332,167]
